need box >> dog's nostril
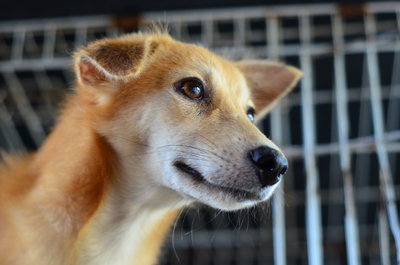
[279,165,288,176]
[248,146,288,188]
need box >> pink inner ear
[79,58,108,87]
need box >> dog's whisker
[189,211,197,245]
[119,143,232,166]
[157,144,228,162]
[124,151,213,163]
[171,208,185,264]
[245,210,250,232]
[193,133,218,149]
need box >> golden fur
[0,33,301,265]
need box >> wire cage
[0,2,400,265]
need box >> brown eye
[176,78,204,100]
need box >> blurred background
[0,1,400,265]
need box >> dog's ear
[74,36,158,103]
[236,60,302,122]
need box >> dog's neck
[30,101,182,265]
[77,191,180,265]
[77,161,186,265]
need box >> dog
[0,32,301,265]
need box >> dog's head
[74,33,301,210]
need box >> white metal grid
[0,2,400,265]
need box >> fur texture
[0,33,301,265]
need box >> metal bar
[326,90,340,244]
[24,31,40,57]
[281,130,400,159]
[268,15,287,265]
[288,85,400,107]
[387,49,400,131]
[3,18,397,48]
[0,58,71,72]
[386,11,400,217]
[213,41,400,58]
[352,46,373,240]
[234,18,246,47]
[172,20,182,40]
[11,27,26,61]
[0,15,111,33]
[2,72,46,146]
[289,185,400,205]
[379,202,391,265]
[144,4,335,23]
[5,39,400,71]
[0,91,26,151]
[43,25,56,59]
[332,14,361,265]
[168,222,400,249]
[222,40,400,56]
[365,11,400,264]
[299,13,323,265]
[367,1,400,13]
[144,2,400,23]
[387,10,400,132]
[75,25,87,49]
[354,48,373,228]
[201,19,214,47]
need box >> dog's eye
[247,107,255,122]
[176,78,204,100]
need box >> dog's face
[74,33,301,210]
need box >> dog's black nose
[248,146,288,188]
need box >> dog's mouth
[173,161,261,201]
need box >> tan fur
[0,33,301,265]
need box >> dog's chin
[173,161,278,211]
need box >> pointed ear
[74,36,158,103]
[236,60,302,122]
